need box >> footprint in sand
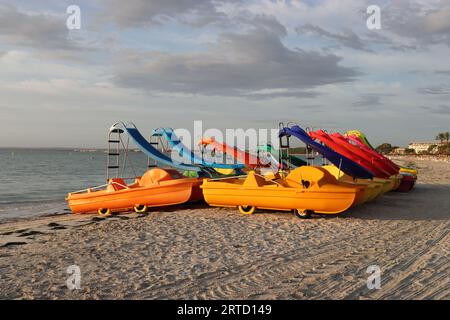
[17,230,45,237]
[47,222,66,230]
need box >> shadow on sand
[337,184,450,221]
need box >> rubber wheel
[134,205,148,213]
[238,205,256,215]
[293,209,313,219]
[98,208,111,216]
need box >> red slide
[198,137,266,169]
[343,133,400,172]
[330,132,399,175]
[309,130,392,178]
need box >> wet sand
[0,157,449,299]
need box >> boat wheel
[134,204,148,213]
[98,208,111,216]
[293,209,313,219]
[238,205,256,215]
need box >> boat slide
[122,124,202,172]
[278,125,375,179]
[345,130,375,149]
[313,130,397,178]
[152,128,244,170]
[198,137,271,169]
[342,133,400,172]
[345,130,418,176]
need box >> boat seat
[139,168,174,186]
[286,166,337,188]
[107,178,128,191]
[243,171,267,187]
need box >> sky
[0,0,449,148]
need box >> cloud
[417,84,450,95]
[434,105,450,114]
[99,0,242,28]
[435,70,450,76]
[0,4,78,50]
[297,24,371,52]
[113,29,357,98]
[421,105,450,115]
[382,1,450,47]
[351,93,394,108]
[422,7,450,34]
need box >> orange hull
[66,168,203,214]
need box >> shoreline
[0,158,449,299]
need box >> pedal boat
[322,165,388,203]
[396,173,417,192]
[201,166,366,218]
[66,168,203,215]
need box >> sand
[0,157,448,299]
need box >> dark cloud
[351,94,394,108]
[434,105,450,114]
[417,84,450,95]
[234,14,287,37]
[421,105,450,114]
[113,29,357,98]
[243,90,319,100]
[297,24,372,52]
[382,1,450,47]
[0,4,78,50]
[352,95,382,108]
[99,0,241,28]
[435,70,450,76]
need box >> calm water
[0,148,149,221]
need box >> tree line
[375,131,450,155]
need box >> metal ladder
[279,133,292,171]
[147,133,172,169]
[106,127,123,180]
[147,134,160,169]
[305,145,316,166]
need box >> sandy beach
[0,157,448,300]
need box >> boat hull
[201,166,365,215]
[322,165,385,203]
[66,169,203,214]
[396,174,416,192]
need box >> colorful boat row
[66,122,417,219]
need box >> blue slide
[152,128,245,170]
[124,126,202,172]
[279,125,374,179]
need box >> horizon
[1,1,449,148]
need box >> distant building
[392,147,405,155]
[407,141,437,153]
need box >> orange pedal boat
[66,168,203,215]
[201,166,366,218]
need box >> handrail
[69,180,129,195]
[253,173,284,186]
[206,174,248,181]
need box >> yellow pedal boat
[323,165,401,202]
[323,165,386,203]
[201,166,366,218]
